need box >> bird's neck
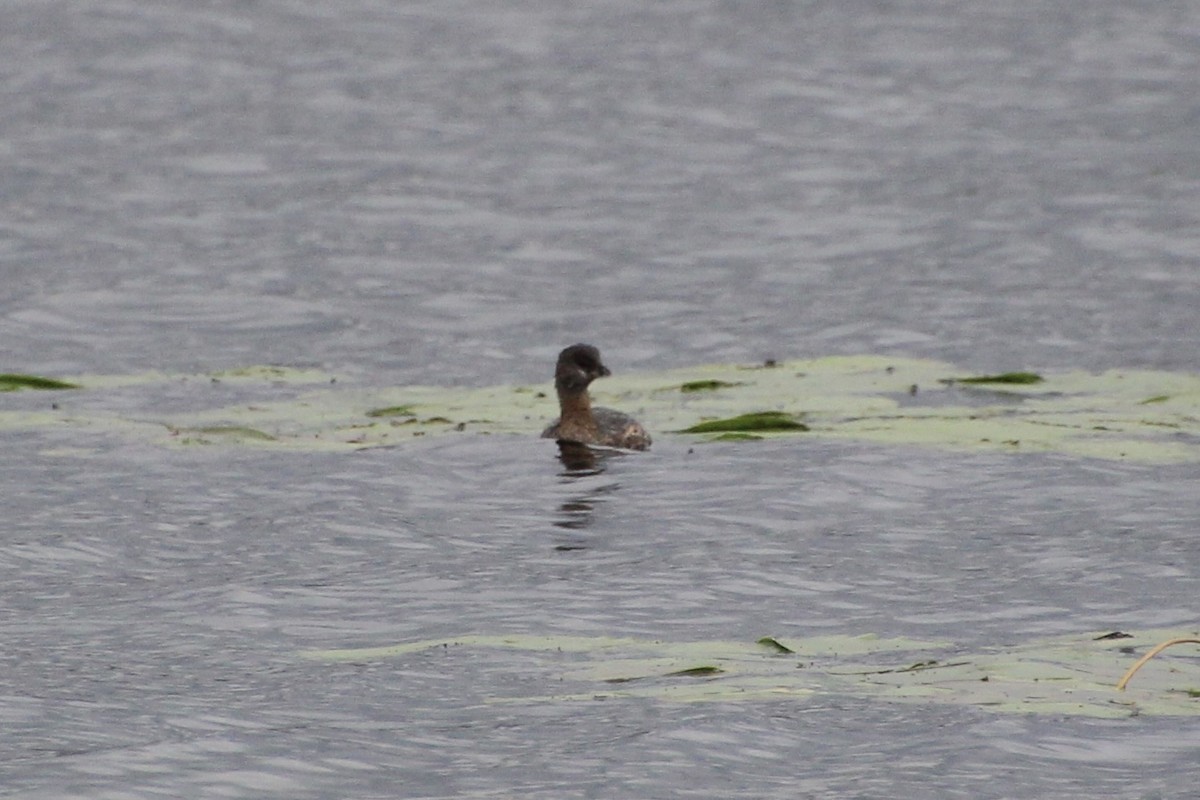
[556,385,598,437]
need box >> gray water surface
[4,437,1199,798]
[2,1,1199,797]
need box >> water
[2,1,1199,797]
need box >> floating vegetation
[757,637,795,654]
[680,411,809,434]
[709,432,764,441]
[0,373,80,391]
[947,372,1045,385]
[305,628,1200,718]
[171,425,277,443]
[679,379,742,393]
[3,357,1198,463]
[205,365,335,384]
[366,405,416,418]
[1116,637,1200,691]
[214,366,290,378]
[667,665,725,677]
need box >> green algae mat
[3,356,1199,462]
[304,629,1200,718]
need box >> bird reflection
[552,440,622,534]
[556,439,603,474]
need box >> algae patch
[757,636,796,654]
[0,374,80,391]
[304,628,1200,718]
[170,425,277,444]
[207,366,334,383]
[365,405,417,418]
[680,411,809,434]
[6,357,1200,463]
[667,665,725,677]
[946,372,1044,385]
[679,379,742,393]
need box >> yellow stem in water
[1115,637,1200,691]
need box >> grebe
[541,344,651,451]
